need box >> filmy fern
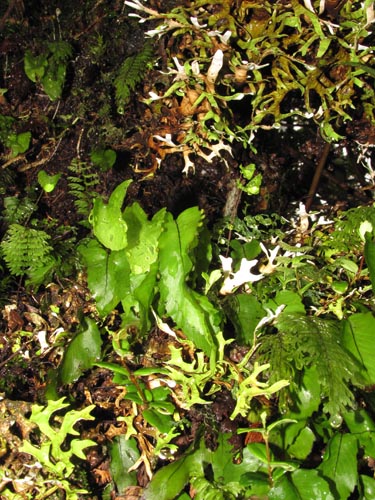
[258,313,363,416]
[1,223,54,278]
[67,158,99,218]
[114,42,154,114]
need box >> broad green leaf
[269,474,300,500]
[143,440,207,500]
[90,180,132,251]
[109,436,139,492]
[124,203,166,274]
[318,433,358,499]
[108,178,132,210]
[121,261,158,335]
[361,475,375,499]
[24,50,47,82]
[225,294,265,345]
[9,131,31,156]
[210,434,260,484]
[91,199,128,250]
[79,239,130,316]
[158,208,221,354]
[274,469,335,500]
[38,170,62,193]
[284,423,315,460]
[60,316,102,384]
[268,290,305,316]
[344,409,375,457]
[288,366,321,420]
[343,312,375,384]
[240,471,270,497]
[143,409,173,434]
[41,62,66,100]
[90,148,117,171]
[364,232,375,293]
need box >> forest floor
[1,1,375,499]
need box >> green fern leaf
[3,196,37,224]
[1,223,53,277]
[67,159,99,217]
[259,313,362,416]
[114,42,154,114]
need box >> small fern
[1,223,54,279]
[258,313,362,416]
[2,196,37,224]
[322,205,375,255]
[67,158,99,219]
[114,42,154,114]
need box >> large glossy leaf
[342,312,375,384]
[211,433,262,484]
[90,180,132,251]
[109,436,139,493]
[270,469,335,500]
[79,239,130,316]
[158,208,221,355]
[126,262,159,334]
[361,475,375,500]
[225,294,265,345]
[143,440,207,500]
[123,203,166,274]
[344,409,375,457]
[364,232,375,293]
[60,316,102,384]
[318,433,358,499]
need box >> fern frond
[67,159,99,218]
[114,42,154,114]
[323,205,375,254]
[3,196,37,224]
[259,313,362,416]
[1,223,53,277]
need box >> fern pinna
[114,42,154,114]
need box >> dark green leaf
[60,316,102,384]
[344,409,375,457]
[79,239,130,316]
[318,433,358,499]
[225,294,265,345]
[90,148,117,171]
[109,436,139,492]
[143,441,207,500]
[342,312,375,384]
[291,469,334,499]
[158,208,221,354]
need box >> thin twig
[305,141,331,212]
